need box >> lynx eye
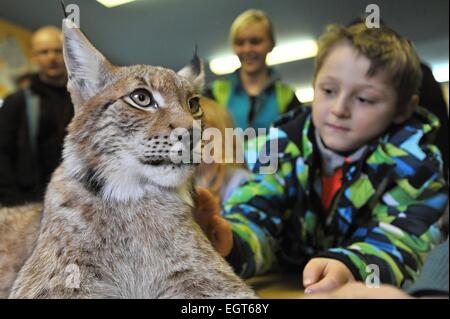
[125,89,159,110]
[188,96,202,117]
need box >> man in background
[0,26,74,206]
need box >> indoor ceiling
[1,0,448,93]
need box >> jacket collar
[229,67,281,94]
[315,129,368,176]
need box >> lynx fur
[6,19,255,298]
[0,204,42,298]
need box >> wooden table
[245,271,305,299]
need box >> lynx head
[62,19,204,202]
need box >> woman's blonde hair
[229,9,275,48]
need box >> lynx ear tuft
[60,0,68,18]
[178,49,205,94]
[62,18,113,109]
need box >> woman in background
[205,9,301,130]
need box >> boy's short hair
[229,9,275,48]
[314,22,423,109]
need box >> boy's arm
[316,158,448,287]
[223,130,299,279]
[224,172,288,278]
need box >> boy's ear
[393,95,419,124]
[62,19,114,109]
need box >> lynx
[7,19,256,298]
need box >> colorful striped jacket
[224,107,448,286]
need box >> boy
[197,22,448,294]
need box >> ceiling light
[295,87,314,103]
[267,40,318,65]
[96,0,137,8]
[209,39,317,75]
[433,63,449,83]
[209,55,241,76]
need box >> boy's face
[312,43,398,153]
[233,22,273,76]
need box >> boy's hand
[303,258,355,294]
[193,187,233,257]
